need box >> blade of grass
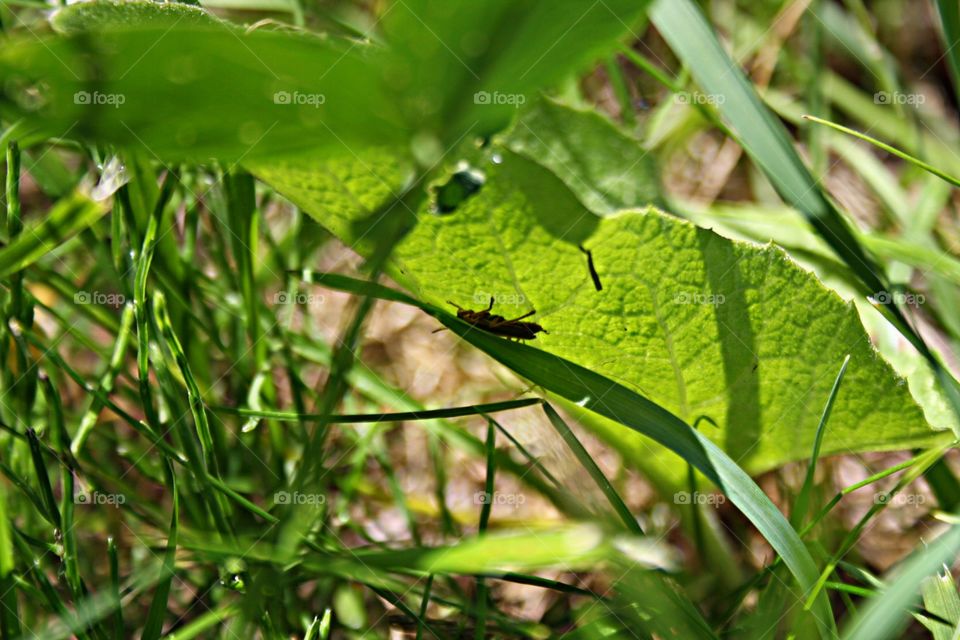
[935,0,960,106]
[5,141,23,320]
[805,444,948,610]
[792,355,850,528]
[0,191,105,280]
[475,420,496,640]
[802,115,960,189]
[26,428,61,529]
[153,291,232,537]
[108,537,122,640]
[71,302,135,456]
[648,0,873,286]
[133,171,176,434]
[42,372,83,604]
[0,476,20,639]
[141,461,179,640]
[415,575,435,640]
[541,403,642,535]
[216,398,542,423]
[165,604,239,640]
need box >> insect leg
[579,244,603,291]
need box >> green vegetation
[0,0,958,637]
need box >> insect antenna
[507,310,536,322]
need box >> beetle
[444,297,548,340]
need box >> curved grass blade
[802,115,960,189]
[0,192,104,279]
[216,397,541,423]
[26,428,61,529]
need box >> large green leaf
[254,104,949,487]
[0,4,405,161]
[0,0,651,164]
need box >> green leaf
[333,525,610,574]
[51,0,221,32]
[843,522,960,640]
[1,0,652,164]
[507,97,662,213]
[0,192,105,280]
[264,142,946,482]
[0,10,406,162]
[920,567,960,640]
[331,584,366,631]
